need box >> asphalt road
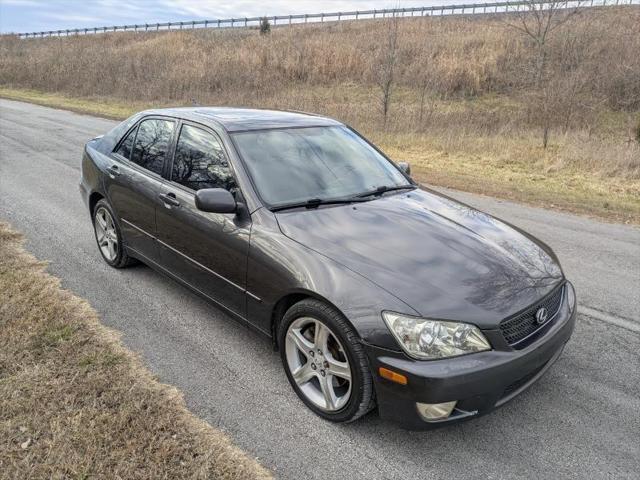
[1,99,639,479]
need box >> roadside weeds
[0,222,272,479]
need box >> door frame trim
[126,245,270,337]
[156,237,245,293]
[123,218,246,295]
[122,218,156,240]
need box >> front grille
[499,284,564,347]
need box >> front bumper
[364,291,577,430]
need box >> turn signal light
[378,367,407,385]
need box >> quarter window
[114,126,137,160]
[130,119,175,176]
[171,124,237,192]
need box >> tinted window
[232,126,409,207]
[171,125,237,192]
[131,119,175,175]
[114,126,137,159]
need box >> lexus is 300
[80,107,576,428]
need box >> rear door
[156,122,251,318]
[106,117,176,263]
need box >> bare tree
[375,12,400,129]
[503,1,584,147]
[418,75,431,125]
[415,48,438,127]
[504,1,583,86]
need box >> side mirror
[398,161,411,176]
[195,188,237,214]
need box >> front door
[155,122,250,318]
[105,117,177,263]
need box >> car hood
[275,188,563,329]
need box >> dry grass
[0,86,144,119]
[381,128,640,222]
[0,6,640,106]
[0,6,638,222]
[0,222,271,480]
[1,7,637,117]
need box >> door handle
[159,192,180,207]
[106,165,120,178]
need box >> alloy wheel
[285,317,352,411]
[94,206,119,262]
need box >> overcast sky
[0,0,469,34]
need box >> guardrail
[14,0,639,39]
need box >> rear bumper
[364,295,577,430]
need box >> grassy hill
[1,5,638,221]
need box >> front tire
[278,299,376,423]
[92,199,135,268]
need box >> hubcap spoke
[96,212,107,230]
[292,363,315,385]
[318,374,338,410]
[95,222,105,238]
[288,329,314,356]
[107,240,117,259]
[326,356,351,381]
[314,321,330,352]
[95,207,118,261]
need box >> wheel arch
[89,191,105,217]
[270,289,350,351]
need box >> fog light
[416,401,457,421]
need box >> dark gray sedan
[80,107,576,428]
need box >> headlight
[382,312,491,360]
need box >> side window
[171,124,237,192]
[114,126,137,160]
[130,119,175,176]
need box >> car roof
[140,107,343,132]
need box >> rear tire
[278,299,376,423]
[92,199,136,268]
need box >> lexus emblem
[535,307,549,325]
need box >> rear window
[130,119,175,176]
[114,126,137,160]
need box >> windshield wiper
[353,184,416,199]
[271,185,416,212]
[271,197,369,212]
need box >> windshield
[231,126,411,207]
